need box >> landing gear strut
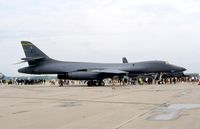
[87,80,105,86]
[153,72,164,84]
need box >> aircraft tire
[87,81,105,86]
[87,81,93,86]
[94,81,99,86]
[99,81,105,86]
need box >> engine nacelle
[57,74,68,79]
[57,72,100,80]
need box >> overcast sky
[0,0,200,76]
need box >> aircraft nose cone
[170,65,186,72]
[177,66,186,72]
[181,67,187,71]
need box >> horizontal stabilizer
[21,57,46,61]
[15,57,47,65]
[14,60,27,65]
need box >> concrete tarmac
[0,83,200,129]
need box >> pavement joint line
[112,88,193,129]
[0,96,160,106]
[93,90,143,100]
[113,101,174,129]
[113,109,153,129]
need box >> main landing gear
[87,80,105,86]
[153,72,164,84]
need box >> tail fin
[21,41,49,65]
[21,41,49,58]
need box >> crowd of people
[135,76,199,85]
[0,79,46,85]
[0,76,199,86]
[104,76,199,86]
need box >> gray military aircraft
[18,41,186,86]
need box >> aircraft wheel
[94,81,99,86]
[99,81,105,86]
[87,81,93,86]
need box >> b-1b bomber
[18,41,186,86]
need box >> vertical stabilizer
[21,41,49,65]
[21,41,49,58]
